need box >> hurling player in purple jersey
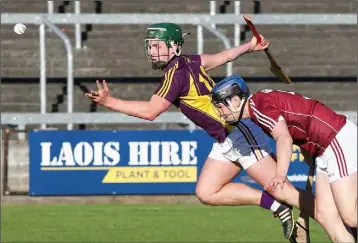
[86,23,319,240]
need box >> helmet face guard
[145,38,171,70]
[211,85,245,106]
[144,23,187,70]
[212,90,248,125]
[211,76,250,124]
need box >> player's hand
[264,174,287,191]
[85,80,110,106]
[248,35,269,52]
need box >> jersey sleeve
[251,92,281,133]
[186,55,202,65]
[154,69,184,104]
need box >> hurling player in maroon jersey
[211,75,357,242]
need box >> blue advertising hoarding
[29,130,313,196]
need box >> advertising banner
[29,130,313,196]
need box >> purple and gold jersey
[154,55,232,142]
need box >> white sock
[270,200,281,212]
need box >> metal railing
[1,112,197,132]
[209,1,241,46]
[201,22,232,75]
[210,1,216,29]
[2,111,356,128]
[3,13,356,24]
[40,18,74,130]
[47,1,82,49]
[74,1,82,49]
[1,12,356,137]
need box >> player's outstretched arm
[85,80,171,121]
[264,120,293,191]
[200,35,269,72]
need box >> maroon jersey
[248,89,346,156]
[154,55,232,142]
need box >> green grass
[1,204,329,242]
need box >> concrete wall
[2,139,29,193]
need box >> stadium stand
[1,1,357,114]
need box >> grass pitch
[2,204,329,242]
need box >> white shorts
[208,119,272,169]
[316,120,357,183]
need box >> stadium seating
[1,1,357,116]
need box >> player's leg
[315,170,355,242]
[246,153,354,242]
[196,156,261,206]
[233,120,315,216]
[196,142,290,211]
[245,154,315,218]
[196,152,296,240]
[327,120,357,229]
[210,121,295,239]
[331,173,357,227]
[331,172,357,241]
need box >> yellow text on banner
[102,166,197,183]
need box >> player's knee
[336,199,357,227]
[265,184,293,205]
[340,211,357,228]
[195,191,215,205]
[342,216,357,228]
[314,208,326,226]
[315,204,339,227]
[195,186,218,206]
[266,188,289,204]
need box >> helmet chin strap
[170,41,181,56]
[226,97,247,123]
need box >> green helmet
[145,23,188,70]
